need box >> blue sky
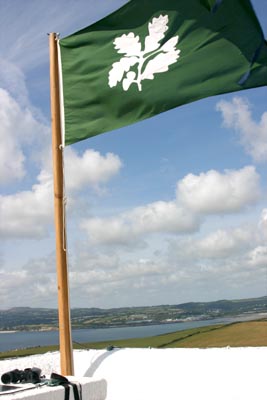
[0,0,267,309]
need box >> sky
[0,0,267,310]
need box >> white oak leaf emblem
[108,14,181,91]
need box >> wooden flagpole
[49,32,74,376]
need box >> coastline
[0,312,266,334]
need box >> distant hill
[0,296,266,331]
[175,296,267,314]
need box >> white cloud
[0,59,29,106]
[70,257,165,288]
[0,89,27,183]
[167,225,257,262]
[247,246,267,267]
[67,250,170,306]
[80,166,260,245]
[216,97,267,162]
[176,166,260,214]
[165,207,267,283]
[258,209,267,236]
[69,212,267,306]
[1,208,266,308]
[80,217,134,246]
[0,170,54,239]
[0,264,58,308]
[0,146,122,240]
[130,201,199,233]
[80,201,200,245]
[0,88,49,184]
[195,228,254,258]
[64,147,122,192]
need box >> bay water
[0,313,265,352]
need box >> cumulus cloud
[68,251,171,306]
[195,228,254,258]
[247,246,267,267]
[70,257,165,288]
[64,147,122,192]
[80,201,201,245]
[1,207,266,308]
[216,97,267,162]
[176,166,260,214]
[0,170,54,239]
[0,88,49,184]
[80,217,135,246]
[167,226,256,262]
[0,146,122,239]
[80,166,260,245]
[0,53,123,238]
[0,59,29,106]
[0,262,58,308]
[258,209,267,236]
[0,248,168,308]
[168,218,266,289]
[67,211,267,306]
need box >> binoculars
[1,368,41,384]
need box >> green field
[0,319,266,360]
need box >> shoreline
[0,312,266,334]
[0,315,266,354]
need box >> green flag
[59,0,267,146]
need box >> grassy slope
[0,319,266,360]
[170,320,267,348]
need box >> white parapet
[0,347,266,399]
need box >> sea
[0,313,265,352]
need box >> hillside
[0,296,266,331]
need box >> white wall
[0,348,266,400]
[80,347,266,400]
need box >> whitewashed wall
[0,348,266,399]
[80,347,266,400]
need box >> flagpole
[49,32,74,376]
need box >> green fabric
[59,0,267,146]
